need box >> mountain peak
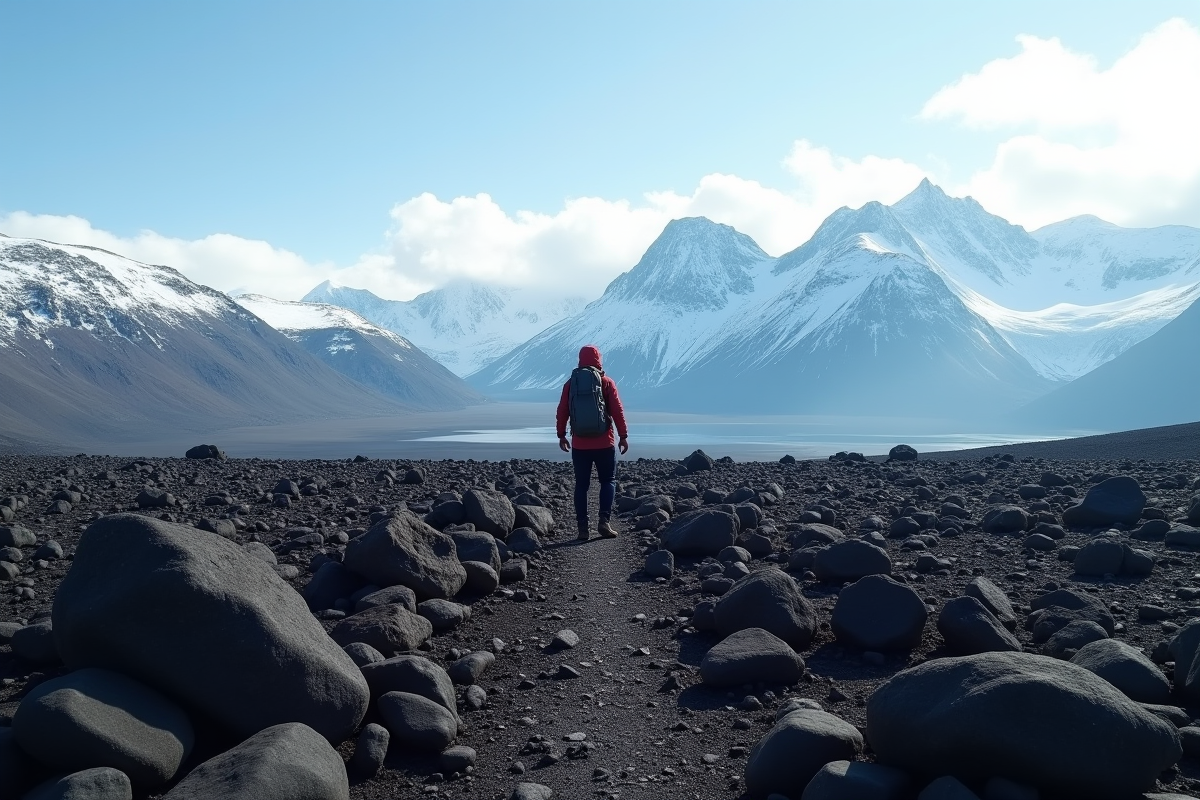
[603,217,769,311]
[892,178,953,212]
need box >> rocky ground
[2,439,1200,800]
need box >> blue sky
[3,1,1199,299]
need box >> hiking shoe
[597,519,618,539]
[577,522,590,542]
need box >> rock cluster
[1,444,1198,799]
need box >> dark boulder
[1062,476,1146,528]
[831,575,927,651]
[700,627,804,688]
[162,722,347,800]
[866,652,1180,799]
[936,596,1022,655]
[184,445,226,460]
[660,509,738,556]
[342,512,466,601]
[713,568,817,649]
[53,515,368,742]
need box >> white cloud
[0,211,333,301]
[1,140,935,304]
[923,18,1200,229]
[374,145,933,299]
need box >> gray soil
[2,424,1200,798]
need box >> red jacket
[556,345,628,450]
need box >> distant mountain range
[303,280,586,377]
[4,177,1198,450]
[462,181,1200,423]
[1015,289,1200,431]
[233,295,484,410]
[0,237,479,450]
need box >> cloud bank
[3,18,1198,301]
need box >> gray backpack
[568,367,609,437]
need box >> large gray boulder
[1070,639,1171,704]
[1073,537,1126,577]
[359,654,457,714]
[342,512,466,601]
[936,596,1022,656]
[700,627,804,688]
[377,691,457,751]
[713,568,818,649]
[745,709,863,798]
[811,539,892,582]
[13,668,193,788]
[329,603,432,656]
[981,506,1030,534]
[163,723,348,800]
[52,514,368,742]
[660,509,738,556]
[514,505,554,538]
[866,652,1181,799]
[451,531,501,572]
[462,489,515,538]
[831,574,927,651]
[1062,476,1146,528]
[24,768,132,800]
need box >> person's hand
[559,437,570,453]
[618,436,629,455]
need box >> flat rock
[700,627,804,688]
[13,667,193,788]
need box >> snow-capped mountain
[470,217,1051,417]
[1016,292,1200,432]
[303,279,586,377]
[471,184,1200,419]
[0,236,407,448]
[234,294,484,410]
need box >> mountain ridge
[0,237,411,449]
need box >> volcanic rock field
[3,443,1200,800]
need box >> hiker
[556,344,629,541]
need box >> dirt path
[352,476,785,800]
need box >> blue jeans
[572,446,616,524]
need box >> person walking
[557,344,629,541]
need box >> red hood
[578,345,602,370]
